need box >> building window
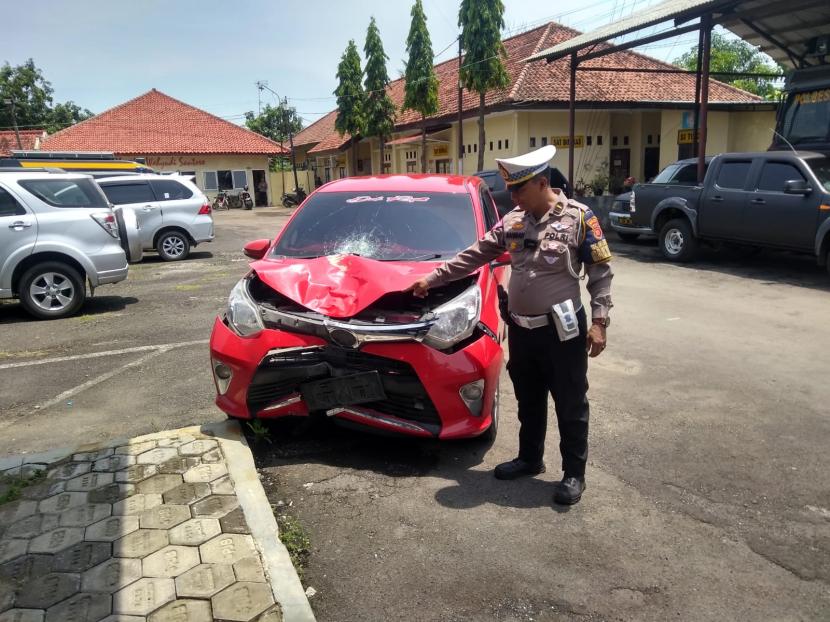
[204,171,218,191]
[489,141,493,151]
[597,135,603,146]
[647,134,653,145]
[530,137,536,148]
[217,170,233,190]
[473,143,477,153]
[623,136,629,146]
[586,136,592,146]
[232,170,247,189]
[467,145,471,154]
[406,161,417,173]
[505,139,509,149]
[612,136,618,147]
[541,136,548,146]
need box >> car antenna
[770,128,797,153]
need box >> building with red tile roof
[0,130,46,156]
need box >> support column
[697,14,712,184]
[568,52,578,192]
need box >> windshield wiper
[378,253,444,262]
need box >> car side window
[479,186,498,230]
[149,179,193,201]
[672,165,700,185]
[0,187,25,217]
[715,161,752,190]
[756,162,806,192]
[100,182,156,205]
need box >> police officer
[408,145,613,505]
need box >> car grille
[247,346,441,430]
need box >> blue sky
[3,0,711,130]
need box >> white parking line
[0,340,209,370]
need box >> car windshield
[807,157,830,192]
[271,191,477,261]
[780,89,830,144]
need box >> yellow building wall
[458,113,517,175]
[727,111,777,152]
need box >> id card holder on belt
[551,300,579,341]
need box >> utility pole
[258,83,299,191]
[4,99,22,149]
[457,37,464,176]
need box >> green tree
[47,101,93,134]
[244,102,302,144]
[459,0,510,171]
[363,17,396,174]
[334,40,365,176]
[674,31,784,100]
[403,0,439,173]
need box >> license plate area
[301,371,386,411]
[617,216,632,225]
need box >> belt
[509,312,550,329]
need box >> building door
[252,170,268,206]
[435,159,451,174]
[609,149,630,194]
[643,147,660,182]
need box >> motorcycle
[212,190,229,211]
[281,186,307,208]
[240,185,254,210]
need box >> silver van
[0,171,138,320]
[97,174,214,261]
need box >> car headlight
[423,285,481,350]
[226,278,264,337]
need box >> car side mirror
[784,179,811,195]
[243,239,271,259]
[490,251,511,268]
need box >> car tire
[481,384,500,444]
[19,261,86,320]
[156,231,191,261]
[616,232,640,242]
[659,218,698,262]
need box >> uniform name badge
[550,299,579,341]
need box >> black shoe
[553,476,586,505]
[494,458,546,480]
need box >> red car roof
[317,174,479,194]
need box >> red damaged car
[209,175,508,440]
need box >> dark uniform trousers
[506,307,589,477]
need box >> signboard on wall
[677,129,699,144]
[432,144,449,157]
[551,135,584,148]
[146,156,206,167]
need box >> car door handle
[141,205,156,212]
[710,196,724,202]
[8,221,32,230]
[750,198,765,204]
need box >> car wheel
[19,262,86,320]
[616,232,640,242]
[481,384,500,443]
[659,218,698,262]
[156,231,191,261]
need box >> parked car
[210,174,508,440]
[476,166,571,217]
[97,174,214,261]
[0,169,140,319]
[629,152,830,267]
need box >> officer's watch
[592,317,610,328]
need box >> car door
[698,158,753,240]
[0,183,35,295]
[148,178,196,230]
[744,159,817,249]
[98,181,161,249]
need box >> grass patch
[0,350,49,360]
[246,420,272,445]
[276,513,311,579]
[0,468,46,505]
[174,284,203,291]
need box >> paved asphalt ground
[2,208,829,621]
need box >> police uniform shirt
[424,189,613,319]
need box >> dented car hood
[250,254,444,318]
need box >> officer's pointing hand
[587,324,606,358]
[407,278,430,298]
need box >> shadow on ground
[0,296,140,324]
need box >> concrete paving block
[135,448,177,466]
[161,483,210,506]
[0,456,23,472]
[112,578,175,616]
[20,481,66,501]
[24,447,71,465]
[254,605,284,622]
[200,448,223,464]
[0,609,45,622]
[45,592,112,622]
[115,465,157,484]
[0,555,53,585]
[92,455,136,473]
[147,598,211,622]
[87,484,135,505]
[48,462,91,481]
[81,558,142,594]
[15,572,80,608]
[38,493,88,514]
[210,475,234,495]
[28,527,85,554]
[112,494,162,516]
[191,495,239,519]
[211,582,275,621]
[141,546,199,578]
[138,506,189,531]
[155,457,199,475]
[66,472,115,493]
[0,578,13,611]
[113,442,155,457]
[73,448,115,462]
[178,440,217,457]
[0,501,39,524]
[19,465,46,479]
[233,556,266,583]
[155,435,195,448]
[174,563,234,599]
[60,504,112,528]
[183,463,227,484]
[168,519,221,547]
[200,534,256,565]
[6,514,59,539]
[218,508,250,535]
[85,516,139,543]
[51,542,111,573]
[135,476,182,496]
[113,530,168,559]
[98,616,144,622]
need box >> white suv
[0,170,138,319]
[97,174,214,261]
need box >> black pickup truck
[629,151,830,270]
